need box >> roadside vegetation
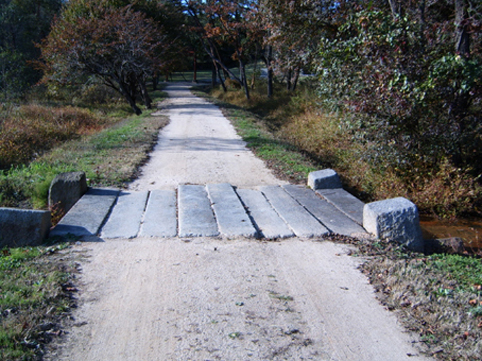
[0,244,80,360]
[0,87,167,210]
[331,235,482,360]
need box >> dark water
[420,215,482,250]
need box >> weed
[269,291,294,302]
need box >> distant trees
[0,0,62,100]
[186,0,260,99]
[40,0,181,114]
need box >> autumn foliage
[39,1,167,114]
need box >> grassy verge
[328,235,482,360]
[195,80,481,217]
[192,85,319,184]
[0,244,80,360]
[0,91,168,210]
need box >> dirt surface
[49,238,429,361]
[129,83,286,191]
[47,85,432,360]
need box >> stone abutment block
[0,208,51,248]
[308,169,342,190]
[363,197,424,252]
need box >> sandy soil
[47,85,432,360]
[129,83,286,191]
[50,238,429,361]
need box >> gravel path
[48,85,431,360]
[129,83,285,191]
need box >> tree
[316,0,482,177]
[186,0,259,99]
[40,1,169,114]
[0,0,62,99]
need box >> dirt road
[129,83,285,191]
[48,85,430,360]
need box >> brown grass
[0,104,108,169]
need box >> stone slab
[236,189,294,239]
[178,185,219,237]
[260,186,329,238]
[206,183,257,238]
[0,208,51,247]
[139,190,177,238]
[363,197,424,252]
[308,169,342,190]
[49,171,88,215]
[50,188,119,237]
[101,191,148,239]
[316,188,365,225]
[283,185,368,237]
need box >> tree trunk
[152,74,159,91]
[239,58,250,100]
[266,45,273,98]
[193,52,198,83]
[139,77,152,109]
[388,0,401,17]
[119,81,142,115]
[211,62,217,88]
[455,0,470,56]
[286,67,292,91]
[292,67,301,92]
[217,67,227,92]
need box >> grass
[0,90,168,210]
[0,244,79,360]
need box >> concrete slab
[0,208,51,247]
[283,185,368,238]
[317,188,365,225]
[178,185,219,237]
[50,188,119,238]
[206,183,257,238]
[101,191,148,239]
[236,189,294,239]
[260,186,329,238]
[139,190,177,238]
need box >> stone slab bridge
[50,183,368,240]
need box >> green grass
[0,244,76,360]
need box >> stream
[420,215,482,250]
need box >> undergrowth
[0,88,168,209]
[327,234,482,360]
[203,80,482,218]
